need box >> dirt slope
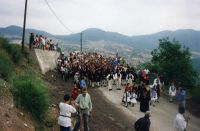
[0,80,35,131]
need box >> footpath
[98,86,200,131]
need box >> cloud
[0,0,199,35]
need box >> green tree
[151,38,197,89]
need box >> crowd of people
[55,51,188,131]
[29,32,58,50]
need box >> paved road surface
[99,86,200,131]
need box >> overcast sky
[0,0,199,36]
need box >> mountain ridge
[0,25,200,52]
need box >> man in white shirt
[174,106,187,131]
[58,94,76,131]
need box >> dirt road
[45,71,134,131]
[99,86,200,131]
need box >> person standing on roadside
[73,88,92,131]
[176,86,186,108]
[29,32,34,50]
[169,81,176,102]
[140,85,151,112]
[58,94,76,131]
[174,106,189,131]
[134,111,151,131]
[71,82,80,100]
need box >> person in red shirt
[122,83,132,107]
[125,83,131,92]
[71,82,80,100]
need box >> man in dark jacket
[29,32,35,49]
[134,111,151,131]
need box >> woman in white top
[58,94,76,131]
[169,82,176,102]
[107,72,113,90]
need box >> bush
[0,37,8,47]
[10,44,23,64]
[1,38,22,64]
[13,73,49,120]
[0,60,13,81]
[0,49,13,81]
[191,86,200,104]
[0,48,13,65]
[0,79,5,95]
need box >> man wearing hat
[73,88,92,131]
[134,111,151,131]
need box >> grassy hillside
[0,37,51,130]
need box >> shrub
[0,79,5,95]
[1,38,22,64]
[0,60,13,81]
[13,73,49,120]
[0,49,13,81]
[10,44,23,64]
[0,48,13,65]
[0,37,8,47]
[191,86,200,104]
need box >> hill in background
[0,25,200,51]
[0,25,200,66]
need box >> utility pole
[22,0,28,52]
[80,32,82,52]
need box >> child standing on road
[130,89,137,107]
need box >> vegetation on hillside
[192,58,200,74]
[0,37,49,122]
[0,37,22,64]
[150,38,198,89]
[13,72,49,120]
[0,38,14,81]
[145,38,199,104]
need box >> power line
[44,0,74,33]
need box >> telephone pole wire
[44,0,73,33]
[22,0,28,52]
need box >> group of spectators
[29,32,58,51]
[56,50,153,87]
[56,50,165,110]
